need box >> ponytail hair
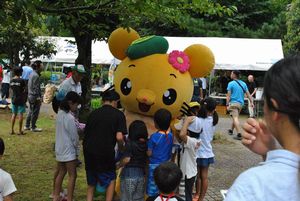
[198,97,219,126]
[264,55,300,131]
[59,91,82,112]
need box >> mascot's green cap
[126,35,169,59]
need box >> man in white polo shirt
[52,64,86,113]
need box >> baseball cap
[72,64,86,73]
[188,102,200,108]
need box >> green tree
[34,0,234,116]
[284,0,300,55]
[0,1,56,66]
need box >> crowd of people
[0,55,300,201]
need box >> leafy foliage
[284,0,300,55]
[0,0,56,66]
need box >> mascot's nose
[137,89,156,105]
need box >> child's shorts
[196,157,214,167]
[86,170,116,187]
[11,104,25,114]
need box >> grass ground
[0,109,88,201]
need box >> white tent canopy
[36,36,115,64]
[166,37,283,71]
[36,36,284,71]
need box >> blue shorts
[196,157,214,167]
[146,163,160,197]
[11,104,25,114]
[86,170,116,187]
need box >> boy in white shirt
[0,138,17,201]
[176,116,202,201]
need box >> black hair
[13,67,23,76]
[154,161,182,194]
[128,120,148,141]
[154,108,172,131]
[198,97,219,126]
[59,91,82,112]
[31,60,42,70]
[101,89,120,102]
[232,70,241,78]
[0,137,5,155]
[264,55,300,131]
[20,61,26,67]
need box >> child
[225,55,300,200]
[0,137,17,200]
[53,91,81,201]
[147,161,184,201]
[118,120,148,201]
[177,113,202,201]
[147,109,173,198]
[10,67,26,135]
[194,98,218,201]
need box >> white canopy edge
[35,36,284,71]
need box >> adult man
[25,60,43,132]
[83,90,127,201]
[21,61,33,82]
[191,78,203,102]
[21,61,33,104]
[200,77,207,98]
[1,65,11,100]
[53,64,85,113]
[226,70,253,140]
[246,75,257,118]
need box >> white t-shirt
[55,110,79,162]
[0,168,17,201]
[2,70,10,84]
[200,77,206,89]
[197,116,215,158]
[180,136,201,179]
[225,149,300,201]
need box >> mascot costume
[108,27,215,133]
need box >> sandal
[193,194,199,201]
[17,131,26,135]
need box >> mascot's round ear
[108,27,140,60]
[184,44,215,78]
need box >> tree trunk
[74,32,92,122]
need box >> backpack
[43,84,57,104]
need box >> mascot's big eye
[163,89,177,105]
[120,78,132,95]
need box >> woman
[225,55,300,201]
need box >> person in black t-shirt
[10,67,26,135]
[246,75,257,118]
[192,78,203,103]
[83,90,127,201]
[118,120,148,201]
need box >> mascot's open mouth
[138,102,153,113]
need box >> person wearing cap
[56,64,85,100]
[52,64,85,114]
[83,90,127,201]
[226,70,253,140]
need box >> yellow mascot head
[108,27,215,118]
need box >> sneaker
[24,126,30,131]
[234,133,242,140]
[228,129,233,135]
[31,128,42,132]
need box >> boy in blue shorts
[147,109,173,198]
[10,67,26,135]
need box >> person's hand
[184,116,196,124]
[242,118,276,157]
